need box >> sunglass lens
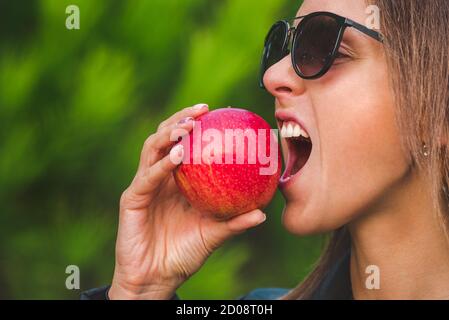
[294,15,341,77]
[261,22,288,78]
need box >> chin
[281,200,345,236]
[281,201,322,235]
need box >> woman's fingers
[139,104,208,170]
[224,210,267,233]
[202,210,267,251]
[130,144,184,197]
[141,119,194,170]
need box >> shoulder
[238,288,290,300]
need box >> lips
[275,111,313,186]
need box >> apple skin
[173,108,281,219]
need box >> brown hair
[282,0,449,300]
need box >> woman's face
[264,0,411,235]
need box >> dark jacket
[81,250,352,300]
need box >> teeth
[281,125,287,138]
[280,121,309,139]
[300,128,309,138]
[286,123,293,137]
[293,124,301,137]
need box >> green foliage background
[0,0,323,299]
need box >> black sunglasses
[259,11,384,89]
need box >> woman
[82,0,449,300]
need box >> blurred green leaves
[0,0,320,300]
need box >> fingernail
[177,117,194,125]
[258,213,267,224]
[175,144,184,157]
[170,144,184,165]
[193,103,208,110]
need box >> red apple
[173,107,281,219]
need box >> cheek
[326,96,408,190]
[314,61,411,223]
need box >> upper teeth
[280,121,309,139]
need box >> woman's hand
[108,104,267,300]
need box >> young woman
[82,0,449,300]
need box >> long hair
[282,0,449,299]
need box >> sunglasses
[259,11,384,89]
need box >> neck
[348,170,449,299]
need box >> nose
[262,55,306,99]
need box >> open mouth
[278,120,313,182]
